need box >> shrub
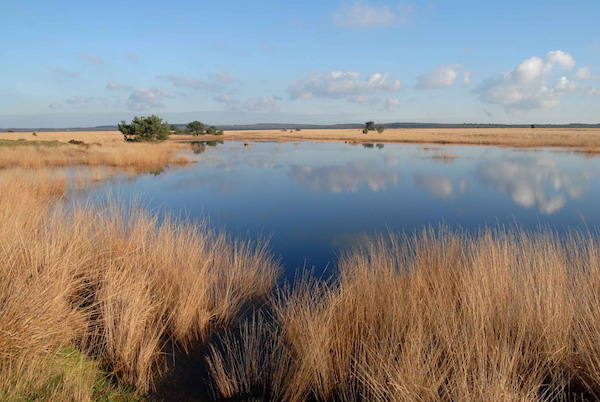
[376,126,385,133]
[118,115,171,142]
[186,121,205,136]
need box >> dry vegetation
[0,132,190,172]
[208,229,600,401]
[0,170,279,400]
[190,127,600,153]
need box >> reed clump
[0,142,189,172]
[208,229,600,401]
[0,171,279,400]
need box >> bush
[376,126,385,133]
[186,121,205,136]
[118,115,171,142]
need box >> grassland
[3,129,600,400]
[208,230,600,401]
[0,164,278,399]
[4,127,600,153]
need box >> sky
[1,0,600,127]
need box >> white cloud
[462,71,472,85]
[243,96,280,112]
[288,71,401,101]
[106,82,133,90]
[382,97,401,111]
[289,162,399,193]
[333,1,409,27]
[576,66,599,80]
[478,50,577,110]
[48,103,63,110]
[417,64,461,89]
[479,156,590,214]
[414,174,454,199]
[126,88,171,111]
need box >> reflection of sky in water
[85,142,600,276]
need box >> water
[87,141,600,277]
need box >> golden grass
[0,141,190,172]
[185,127,600,153]
[0,171,279,399]
[208,229,600,401]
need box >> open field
[4,128,600,153]
[208,127,600,152]
[3,132,600,400]
[0,131,190,172]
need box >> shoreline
[2,128,600,153]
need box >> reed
[0,171,279,399]
[208,229,600,401]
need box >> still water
[88,141,600,276]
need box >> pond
[87,141,600,278]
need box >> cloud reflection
[479,156,589,214]
[289,162,399,193]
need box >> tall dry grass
[0,142,190,172]
[0,171,279,399]
[208,229,600,401]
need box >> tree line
[118,115,223,142]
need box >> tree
[205,126,224,135]
[118,115,170,142]
[365,121,376,131]
[376,126,385,133]
[186,121,205,136]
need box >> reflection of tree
[478,156,589,214]
[190,142,206,154]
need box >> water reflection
[90,141,600,271]
[289,162,399,193]
[478,156,590,214]
[415,175,466,199]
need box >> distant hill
[2,122,600,132]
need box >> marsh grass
[0,171,279,399]
[0,141,190,172]
[208,229,600,401]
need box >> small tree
[365,121,376,131]
[205,126,223,135]
[186,121,205,136]
[118,115,170,142]
[376,126,385,133]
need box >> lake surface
[88,141,600,277]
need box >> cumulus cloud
[289,162,400,193]
[333,1,409,27]
[576,66,599,80]
[126,88,171,111]
[478,156,590,214]
[80,53,103,65]
[462,71,472,85]
[477,50,577,110]
[288,71,401,102]
[106,82,133,90]
[417,64,461,89]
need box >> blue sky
[1,0,599,127]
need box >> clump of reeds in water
[208,228,600,401]
[0,171,279,400]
